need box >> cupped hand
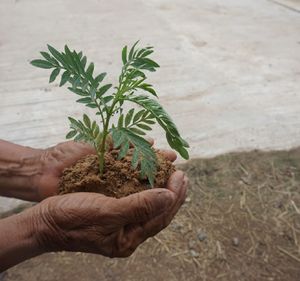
[32,171,188,257]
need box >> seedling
[31,42,189,186]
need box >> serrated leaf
[49,68,60,83]
[66,130,77,139]
[31,59,53,69]
[122,45,127,65]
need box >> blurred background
[1,0,300,280]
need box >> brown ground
[3,148,300,281]
[59,150,175,198]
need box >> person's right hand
[29,170,188,257]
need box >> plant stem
[97,63,130,176]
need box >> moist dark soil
[4,147,300,281]
[59,149,175,198]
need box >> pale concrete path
[0,0,300,212]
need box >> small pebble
[185,197,191,203]
[190,249,199,258]
[232,237,239,246]
[197,232,207,242]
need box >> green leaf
[83,114,91,128]
[49,68,60,83]
[141,49,154,58]
[66,130,77,139]
[90,87,96,99]
[31,59,53,69]
[47,45,65,66]
[68,87,88,96]
[133,110,145,123]
[86,103,98,108]
[129,41,139,60]
[118,140,130,159]
[177,146,189,160]
[125,109,134,127]
[102,95,114,103]
[136,123,152,131]
[130,127,146,135]
[60,71,71,86]
[40,51,57,65]
[143,119,155,125]
[122,46,127,65]
[118,114,124,128]
[86,63,94,76]
[76,97,92,104]
[138,83,157,97]
[123,95,189,158]
[111,127,157,186]
[94,72,106,84]
[81,56,87,69]
[97,84,112,97]
[131,148,139,169]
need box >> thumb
[117,189,174,224]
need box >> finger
[116,188,174,224]
[157,149,177,162]
[59,141,96,155]
[138,172,188,237]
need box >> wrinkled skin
[34,141,96,200]
[30,140,188,257]
[0,139,188,271]
[34,171,188,257]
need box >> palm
[36,141,95,200]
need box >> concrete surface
[0,0,300,212]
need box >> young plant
[31,42,189,186]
